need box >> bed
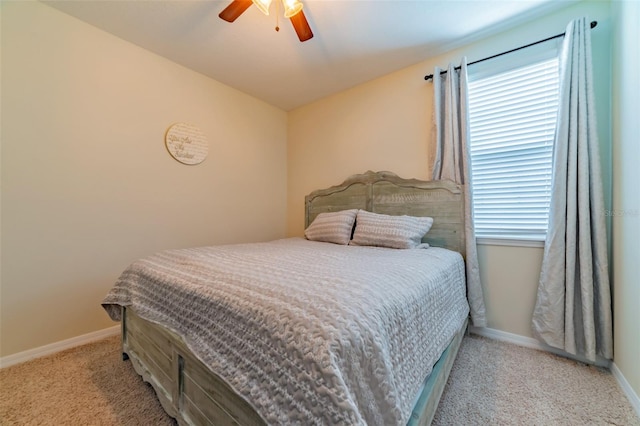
[102,171,470,426]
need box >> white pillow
[351,210,433,249]
[304,209,358,245]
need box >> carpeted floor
[432,335,639,426]
[0,334,638,425]
[0,335,175,426]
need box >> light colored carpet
[0,336,175,426]
[0,334,637,425]
[433,335,639,426]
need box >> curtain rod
[423,20,597,81]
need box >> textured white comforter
[102,238,469,425]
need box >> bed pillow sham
[304,209,358,245]
[350,210,434,249]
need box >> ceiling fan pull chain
[275,0,280,32]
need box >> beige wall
[612,0,640,400]
[288,1,612,340]
[0,2,288,357]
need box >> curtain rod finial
[590,21,597,29]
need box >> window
[468,55,560,243]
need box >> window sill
[476,238,545,248]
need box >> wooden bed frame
[121,171,468,426]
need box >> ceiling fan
[219,0,313,42]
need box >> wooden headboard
[305,171,466,258]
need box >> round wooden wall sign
[165,123,208,165]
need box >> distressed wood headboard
[305,171,466,258]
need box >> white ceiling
[44,0,575,111]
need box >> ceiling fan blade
[289,10,313,42]
[219,0,253,23]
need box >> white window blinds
[468,57,559,241]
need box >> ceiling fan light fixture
[219,0,312,42]
[282,0,303,18]
[252,0,272,15]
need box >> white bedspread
[102,238,469,425]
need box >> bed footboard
[121,306,266,426]
[121,306,467,426]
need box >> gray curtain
[432,58,487,327]
[532,17,612,362]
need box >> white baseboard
[469,325,543,350]
[0,325,120,369]
[469,325,611,367]
[611,362,640,418]
[470,326,639,418]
